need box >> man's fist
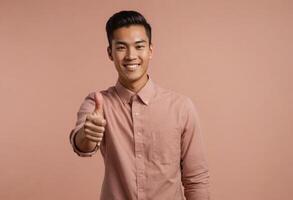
[83,92,106,147]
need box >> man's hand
[83,92,106,147]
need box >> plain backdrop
[0,0,292,199]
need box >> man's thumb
[94,92,104,115]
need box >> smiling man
[69,10,210,200]
[109,25,151,93]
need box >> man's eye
[136,45,145,49]
[116,46,125,50]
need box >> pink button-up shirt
[69,75,210,200]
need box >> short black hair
[106,10,152,47]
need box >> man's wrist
[75,126,98,152]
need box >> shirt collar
[114,74,156,106]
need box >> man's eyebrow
[135,40,147,44]
[114,40,147,45]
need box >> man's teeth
[125,64,140,70]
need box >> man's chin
[120,73,144,84]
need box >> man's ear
[107,46,113,61]
[149,43,153,59]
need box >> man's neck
[119,75,148,93]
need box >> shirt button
[137,154,142,158]
[137,132,141,136]
[134,112,139,116]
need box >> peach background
[0,0,292,199]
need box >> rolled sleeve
[180,97,210,200]
[69,92,98,157]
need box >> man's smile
[123,63,141,71]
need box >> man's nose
[125,47,138,60]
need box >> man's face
[107,25,153,86]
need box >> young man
[69,10,210,200]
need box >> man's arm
[180,97,210,200]
[69,92,99,157]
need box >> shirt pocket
[151,126,181,165]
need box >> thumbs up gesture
[83,92,107,147]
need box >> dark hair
[106,10,152,47]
